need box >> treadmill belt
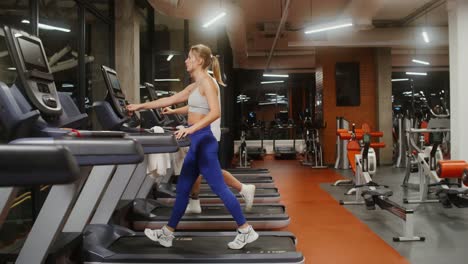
[199,188,278,196]
[202,176,273,183]
[153,205,284,216]
[110,235,296,255]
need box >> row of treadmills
[0,25,304,263]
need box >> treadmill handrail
[0,144,80,186]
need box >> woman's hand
[174,127,194,139]
[126,104,141,112]
[162,107,176,115]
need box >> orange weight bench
[433,160,468,208]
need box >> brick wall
[316,48,377,164]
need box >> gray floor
[321,166,468,264]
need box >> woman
[162,103,256,214]
[127,44,258,250]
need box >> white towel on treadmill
[147,126,172,178]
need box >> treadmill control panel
[5,26,62,116]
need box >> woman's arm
[127,83,194,112]
[163,105,188,115]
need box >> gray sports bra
[188,78,220,115]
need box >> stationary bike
[300,110,326,168]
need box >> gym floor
[255,156,468,264]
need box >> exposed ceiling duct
[265,0,291,70]
[343,0,385,30]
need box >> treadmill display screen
[108,72,122,91]
[17,37,49,73]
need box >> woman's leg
[186,169,256,213]
[145,148,200,248]
[197,136,258,249]
[167,151,200,229]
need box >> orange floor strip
[252,156,409,264]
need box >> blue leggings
[168,126,246,228]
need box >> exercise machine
[300,109,326,169]
[334,117,350,169]
[273,111,297,159]
[339,133,424,242]
[0,25,304,263]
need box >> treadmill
[98,67,281,204]
[244,112,266,160]
[1,25,303,264]
[273,111,297,159]
[0,25,147,263]
[96,66,290,230]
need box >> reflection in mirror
[0,28,18,86]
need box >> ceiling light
[7,67,16,71]
[22,19,70,33]
[166,54,174,61]
[154,78,180,82]
[202,12,226,28]
[406,72,427,76]
[392,78,409,82]
[412,59,430,65]
[261,80,284,84]
[422,31,429,43]
[263,73,289,78]
[305,19,353,34]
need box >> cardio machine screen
[108,72,122,91]
[17,37,49,73]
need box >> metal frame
[404,127,452,203]
[340,153,424,242]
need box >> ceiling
[0,0,449,70]
[148,0,449,69]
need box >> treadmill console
[143,82,175,126]
[101,65,129,118]
[4,26,62,116]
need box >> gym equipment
[272,111,297,159]
[334,117,350,169]
[300,109,326,169]
[402,105,450,188]
[237,128,250,168]
[332,124,384,194]
[339,133,424,242]
[403,127,458,205]
[0,145,80,229]
[245,112,266,160]
[0,25,304,263]
[140,82,185,128]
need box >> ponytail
[190,44,226,87]
[211,55,226,87]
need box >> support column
[374,48,393,165]
[115,0,140,104]
[447,0,468,160]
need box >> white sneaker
[228,225,259,250]
[185,198,202,214]
[144,227,174,248]
[240,184,256,212]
